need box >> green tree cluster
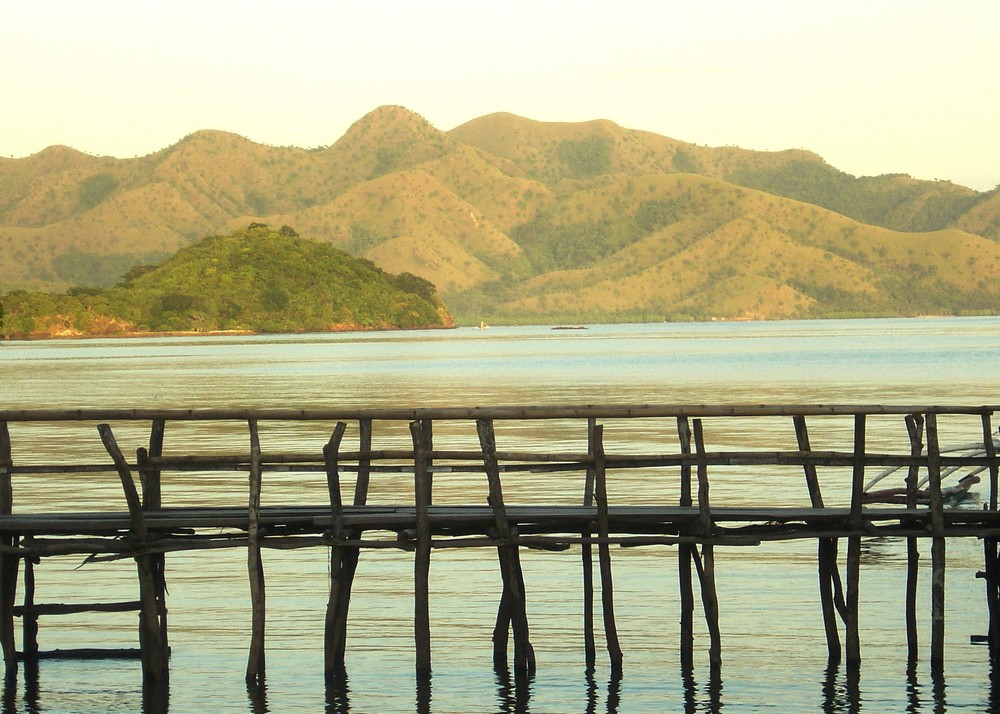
[0,225,452,338]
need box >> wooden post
[21,538,37,659]
[98,423,168,685]
[245,419,266,686]
[323,421,348,680]
[982,412,1000,659]
[676,416,695,670]
[582,417,597,670]
[904,414,924,663]
[0,421,18,678]
[592,424,623,676]
[410,420,433,678]
[925,412,946,671]
[845,414,865,669]
[692,419,722,672]
[335,417,372,664]
[794,415,842,663]
[138,418,168,651]
[477,418,534,674]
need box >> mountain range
[3,105,999,324]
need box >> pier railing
[1,404,999,686]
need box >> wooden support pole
[904,413,924,663]
[323,421,348,680]
[592,424,623,676]
[410,420,433,678]
[0,420,18,678]
[794,415,842,663]
[982,411,1000,659]
[845,414,865,669]
[334,417,372,665]
[245,419,266,686]
[582,417,597,670]
[138,418,168,651]
[477,418,534,674]
[693,419,721,672]
[98,423,168,685]
[21,539,37,659]
[925,412,946,671]
[676,417,695,670]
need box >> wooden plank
[5,403,1000,424]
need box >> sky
[2,0,998,191]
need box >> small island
[0,224,454,339]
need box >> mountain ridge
[2,105,998,324]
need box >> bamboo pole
[925,413,945,671]
[693,419,722,672]
[477,418,534,674]
[245,419,266,686]
[323,421,348,679]
[845,414,865,669]
[593,424,623,676]
[582,417,597,670]
[0,420,18,677]
[676,417,695,670]
[410,420,433,678]
[98,423,168,684]
[904,414,924,663]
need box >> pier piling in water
[0,404,997,690]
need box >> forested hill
[0,225,453,338]
[2,105,999,324]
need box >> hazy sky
[3,0,998,190]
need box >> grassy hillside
[0,224,453,338]
[2,105,999,325]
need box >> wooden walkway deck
[1,404,999,693]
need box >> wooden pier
[1,404,999,693]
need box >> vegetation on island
[3,105,1000,326]
[0,224,453,339]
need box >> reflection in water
[495,666,532,713]
[679,665,723,713]
[416,673,432,714]
[325,671,351,714]
[246,680,268,714]
[821,663,860,714]
[584,668,621,714]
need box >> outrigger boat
[862,434,994,505]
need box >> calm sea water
[2,317,1000,712]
